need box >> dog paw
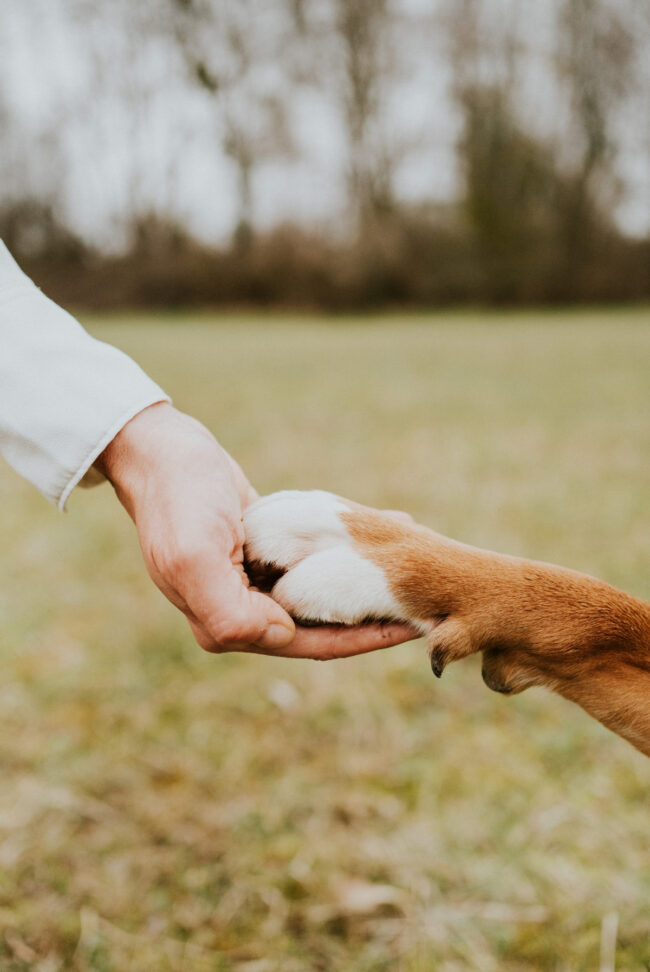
[243,490,407,625]
[481,646,547,695]
[244,490,350,570]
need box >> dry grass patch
[1,309,649,970]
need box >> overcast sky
[2,0,649,246]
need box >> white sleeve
[0,240,170,510]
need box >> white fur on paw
[273,547,405,624]
[243,489,406,624]
[243,490,350,569]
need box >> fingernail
[256,622,295,651]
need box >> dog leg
[244,489,650,755]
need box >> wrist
[96,402,187,513]
[96,402,238,517]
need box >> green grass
[1,308,649,970]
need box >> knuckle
[207,614,260,648]
[208,619,244,646]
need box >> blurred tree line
[1,0,649,309]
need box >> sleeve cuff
[57,394,171,511]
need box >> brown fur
[342,508,650,757]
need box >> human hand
[96,403,417,657]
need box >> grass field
[1,309,649,971]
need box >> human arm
[0,239,168,508]
[0,240,415,657]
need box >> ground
[0,308,649,971]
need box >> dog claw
[430,651,446,678]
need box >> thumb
[188,566,296,651]
[248,587,297,651]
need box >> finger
[237,622,419,660]
[184,561,296,652]
[187,616,237,653]
[187,615,263,654]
